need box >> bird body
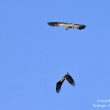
[48,22,86,30]
[56,73,75,93]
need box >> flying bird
[56,73,75,93]
[48,22,86,30]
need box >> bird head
[66,72,70,75]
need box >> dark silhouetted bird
[48,22,86,30]
[56,73,75,93]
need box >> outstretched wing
[48,22,86,30]
[64,73,75,86]
[56,78,65,93]
[48,22,66,27]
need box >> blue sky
[0,0,110,110]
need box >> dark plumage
[56,73,75,93]
[56,78,65,93]
[64,73,75,86]
[48,22,86,30]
